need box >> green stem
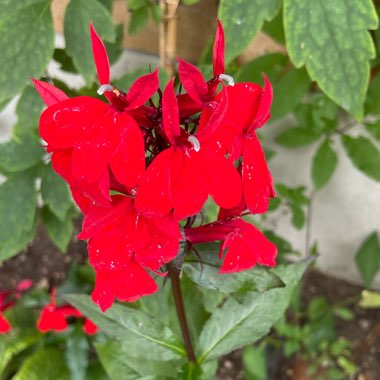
[168,262,197,363]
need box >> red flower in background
[0,280,33,334]
[37,289,98,334]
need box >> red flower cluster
[35,21,277,312]
[0,280,32,333]
[37,289,98,335]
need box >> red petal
[212,20,225,77]
[134,216,179,270]
[177,58,208,106]
[90,23,110,85]
[198,149,242,210]
[39,97,109,149]
[37,305,68,333]
[134,149,174,217]
[110,114,145,188]
[91,261,158,312]
[196,87,228,143]
[220,219,277,273]
[32,79,68,106]
[79,195,133,239]
[125,69,159,111]
[162,79,181,145]
[88,229,133,271]
[178,93,203,118]
[243,135,275,214]
[0,313,11,333]
[83,319,98,335]
[250,74,273,131]
[219,83,262,133]
[58,306,83,318]
[172,151,208,221]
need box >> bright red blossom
[35,20,277,312]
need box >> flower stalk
[168,261,197,363]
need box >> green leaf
[181,0,201,5]
[104,24,124,64]
[66,294,186,361]
[283,0,378,119]
[42,207,74,253]
[355,232,380,288]
[15,85,45,135]
[127,0,148,11]
[183,245,285,294]
[218,0,281,62]
[53,48,78,73]
[262,7,285,44]
[276,127,321,147]
[334,307,354,321]
[271,68,310,119]
[312,139,338,190]
[365,119,380,142]
[64,0,116,85]
[13,347,70,380]
[197,260,309,362]
[65,329,89,380]
[0,0,54,103]
[359,290,380,308]
[243,345,267,380]
[341,135,380,181]
[0,173,37,261]
[150,4,163,23]
[0,332,40,375]
[128,7,149,35]
[95,340,179,380]
[290,204,305,229]
[0,135,42,174]
[365,74,380,114]
[41,166,72,220]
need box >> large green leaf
[341,135,380,181]
[311,139,338,190]
[183,246,284,294]
[0,0,54,103]
[64,0,116,85]
[275,127,321,147]
[13,347,70,380]
[65,329,89,380]
[218,0,281,62]
[15,85,45,136]
[42,207,74,253]
[283,0,378,119]
[66,294,186,361]
[271,68,310,120]
[0,135,42,174]
[365,120,380,142]
[95,340,179,380]
[0,333,40,376]
[41,166,72,220]
[355,232,380,288]
[0,173,37,261]
[197,261,309,363]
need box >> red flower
[0,313,11,334]
[135,79,242,220]
[0,279,33,333]
[177,20,229,117]
[37,289,97,334]
[185,217,277,273]
[78,194,181,311]
[212,77,276,214]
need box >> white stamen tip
[188,136,201,152]
[97,84,113,95]
[219,74,235,86]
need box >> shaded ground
[1,230,380,380]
